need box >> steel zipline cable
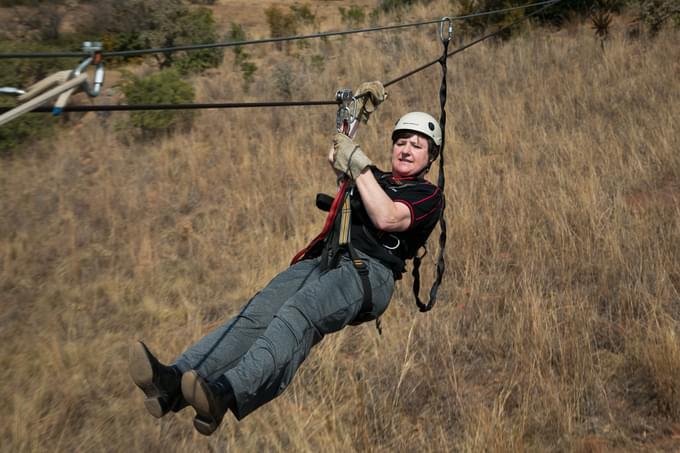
[0,0,558,60]
[4,100,340,113]
[0,0,561,115]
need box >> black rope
[427,42,449,312]
[413,29,449,313]
[0,99,339,114]
[407,0,562,312]
[0,0,559,60]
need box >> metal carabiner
[439,17,454,44]
[382,234,401,251]
[335,88,353,134]
[72,41,105,97]
[51,42,104,115]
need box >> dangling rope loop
[414,19,450,313]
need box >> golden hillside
[1,0,679,451]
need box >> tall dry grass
[1,2,679,451]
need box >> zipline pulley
[73,41,105,99]
[0,41,105,126]
[335,88,354,135]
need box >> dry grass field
[1,1,679,451]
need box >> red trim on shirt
[412,186,441,206]
[415,200,442,222]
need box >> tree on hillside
[88,0,222,74]
[639,0,680,35]
[120,69,195,138]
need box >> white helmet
[392,112,442,147]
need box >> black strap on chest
[320,184,379,333]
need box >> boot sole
[129,341,168,418]
[181,370,220,436]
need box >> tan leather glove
[332,133,373,180]
[354,81,386,123]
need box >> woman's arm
[354,169,411,232]
[328,138,411,232]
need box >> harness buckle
[353,259,368,273]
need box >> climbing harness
[0,41,104,127]
[291,86,380,331]
[289,88,357,266]
[327,91,377,331]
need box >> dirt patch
[625,176,680,211]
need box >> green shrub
[375,0,432,14]
[449,0,623,29]
[227,23,248,65]
[91,0,183,55]
[265,5,298,37]
[16,3,65,41]
[339,5,366,27]
[290,4,316,27]
[265,5,298,48]
[309,54,325,72]
[265,5,320,51]
[240,61,257,90]
[0,99,54,155]
[173,8,223,75]
[638,0,680,35]
[90,0,222,74]
[452,0,525,38]
[225,24,258,90]
[0,45,70,87]
[120,69,195,137]
[591,0,615,47]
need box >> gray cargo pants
[173,251,394,419]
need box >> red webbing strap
[290,178,350,265]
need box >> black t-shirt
[350,168,443,277]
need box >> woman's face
[391,133,430,177]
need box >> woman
[130,110,444,436]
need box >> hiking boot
[129,341,182,418]
[181,370,235,436]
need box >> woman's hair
[391,130,440,163]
